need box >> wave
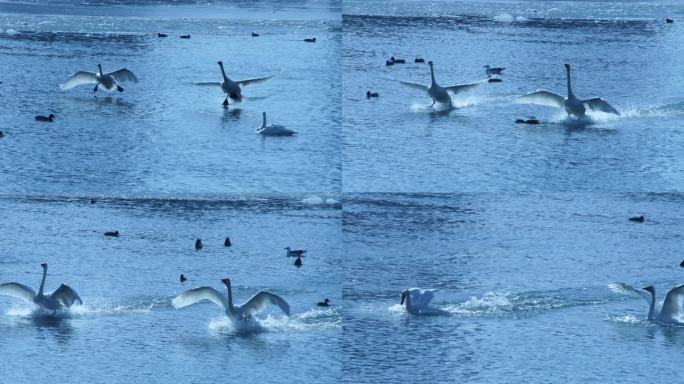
[388,289,614,319]
[0,193,342,212]
[208,307,341,334]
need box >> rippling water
[342,0,684,193]
[342,192,684,383]
[3,0,684,383]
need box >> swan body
[517,64,619,117]
[195,61,273,107]
[609,282,684,324]
[0,263,82,315]
[629,215,645,222]
[172,278,290,323]
[400,288,446,315]
[60,64,138,92]
[256,112,296,136]
[399,60,484,107]
[195,238,203,250]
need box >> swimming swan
[517,64,619,117]
[172,278,290,323]
[60,64,138,92]
[256,112,296,136]
[400,288,447,315]
[0,263,82,315]
[609,282,684,324]
[399,60,484,107]
[195,61,274,107]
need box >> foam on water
[208,308,341,334]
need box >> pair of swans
[60,64,138,92]
[0,263,82,316]
[196,61,274,107]
[400,288,447,316]
[400,61,620,118]
[610,282,684,324]
[172,278,290,325]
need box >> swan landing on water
[60,64,138,92]
[399,60,486,108]
[172,278,290,325]
[400,288,447,315]
[195,61,274,107]
[609,282,684,324]
[517,64,619,118]
[0,263,82,315]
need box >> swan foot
[222,98,229,108]
[116,85,124,92]
[93,84,99,92]
[430,99,435,107]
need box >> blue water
[3,0,684,383]
[342,0,684,193]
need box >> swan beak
[40,262,47,268]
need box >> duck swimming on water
[35,114,55,122]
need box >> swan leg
[430,99,436,107]
[222,97,229,108]
[93,83,99,92]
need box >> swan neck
[38,265,47,295]
[218,62,228,81]
[429,63,436,85]
[403,292,412,309]
[647,289,656,320]
[98,64,103,77]
[262,112,267,128]
[225,280,234,311]
[565,65,573,97]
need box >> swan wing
[517,90,564,109]
[236,75,274,87]
[445,80,484,95]
[0,282,36,303]
[608,283,652,304]
[108,68,138,83]
[51,284,82,307]
[172,287,228,309]
[398,80,428,91]
[194,82,222,87]
[59,71,98,90]
[583,97,620,115]
[660,283,684,321]
[408,288,435,307]
[241,291,290,316]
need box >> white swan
[60,64,138,92]
[609,282,684,324]
[399,60,484,107]
[172,278,290,323]
[0,263,82,315]
[517,64,619,117]
[256,112,296,136]
[400,288,447,315]
[195,61,274,107]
